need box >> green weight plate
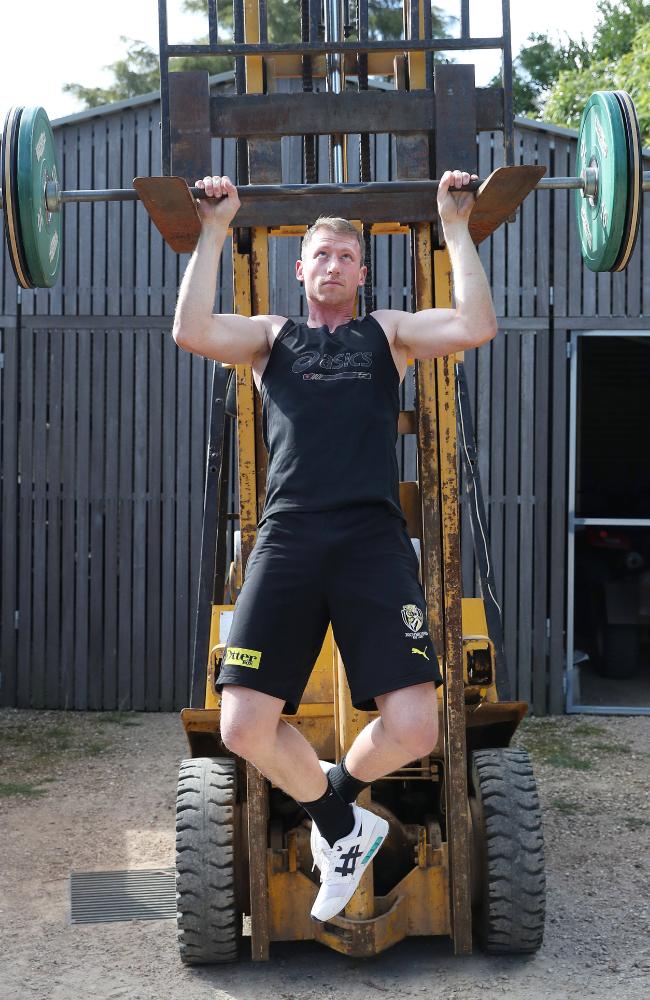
[16,106,61,288]
[575,91,629,273]
[1,106,35,289]
[611,91,642,273]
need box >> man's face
[296,228,367,308]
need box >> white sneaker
[310,760,336,874]
[310,802,389,922]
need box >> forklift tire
[176,757,242,964]
[470,748,545,954]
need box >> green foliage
[544,20,650,143]
[589,0,650,61]
[491,0,650,137]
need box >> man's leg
[333,681,439,790]
[220,684,326,800]
[220,684,354,845]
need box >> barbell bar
[1,171,647,216]
[1,90,647,287]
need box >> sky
[2,0,604,121]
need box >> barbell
[1,90,647,289]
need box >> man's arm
[172,175,278,364]
[375,170,498,360]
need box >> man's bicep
[180,313,272,364]
[394,308,470,359]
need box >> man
[173,169,497,921]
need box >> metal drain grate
[70,868,176,924]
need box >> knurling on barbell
[1,94,649,288]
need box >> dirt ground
[1,708,649,1000]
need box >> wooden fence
[1,84,648,713]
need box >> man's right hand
[194,175,241,228]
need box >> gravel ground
[1,708,649,1000]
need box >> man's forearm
[443,223,497,337]
[173,223,228,338]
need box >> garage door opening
[567,331,650,714]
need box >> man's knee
[220,685,283,760]
[394,714,438,759]
[378,683,439,759]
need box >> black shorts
[216,504,443,714]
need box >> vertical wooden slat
[17,327,34,706]
[1,329,19,705]
[174,346,192,707]
[107,114,122,319]
[103,328,120,709]
[88,331,106,708]
[612,268,626,317]
[625,221,641,318]
[74,331,91,708]
[506,137,521,319]
[78,123,93,318]
[63,124,78,317]
[45,329,63,707]
[60,331,77,708]
[535,132,551,319]
[160,332,177,711]
[118,331,135,708]
[568,145,583,321]
[135,109,151,317]
[149,131,164,317]
[532,329,550,716]
[517,332,535,704]
[489,331,505,608]
[92,117,108,317]
[490,134,506,316]
[146,330,163,710]
[121,111,136,316]
[132,330,148,709]
[31,332,48,708]
[553,139,569,321]
[503,330,520,697]
[189,351,208,702]
[520,130,536,318]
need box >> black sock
[328,756,370,805]
[300,778,355,847]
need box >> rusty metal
[434,249,473,956]
[468,166,547,245]
[168,72,212,183]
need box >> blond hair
[301,216,365,260]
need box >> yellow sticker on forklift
[224,646,262,670]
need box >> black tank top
[259,315,404,523]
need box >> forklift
[151,0,547,962]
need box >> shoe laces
[318,842,346,886]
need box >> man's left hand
[437,169,478,229]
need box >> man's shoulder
[369,309,409,342]
[251,314,290,332]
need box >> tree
[544,20,650,141]
[65,1,454,109]
[499,0,650,136]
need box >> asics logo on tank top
[291,350,373,380]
